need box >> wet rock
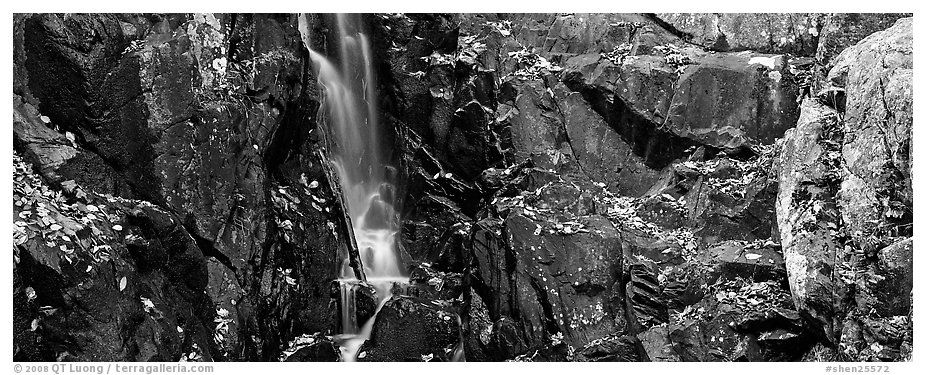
[666,277,810,361]
[467,152,626,358]
[351,283,378,330]
[407,264,464,301]
[22,13,161,200]
[460,288,494,362]
[358,296,461,362]
[401,194,470,265]
[646,150,781,246]
[17,13,350,361]
[562,53,692,168]
[284,341,340,362]
[470,212,624,353]
[635,195,688,229]
[281,334,340,362]
[563,54,677,126]
[563,49,799,165]
[667,315,764,361]
[398,127,483,215]
[445,100,499,180]
[653,13,822,55]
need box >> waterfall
[298,13,407,362]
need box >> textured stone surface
[13,12,915,363]
[664,52,801,150]
[13,154,217,361]
[15,13,351,361]
[357,296,461,361]
[467,151,625,359]
[654,13,822,55]
[829,18,912,253]
[556,84,661,197]
[777,99,845,342]
[814,13,911,88]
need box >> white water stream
[298,13,407,361]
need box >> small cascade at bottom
[333,277,408,361]
[299,13,464,362]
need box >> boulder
[828,18,912,253]
[776,99,845,342]
[467,152,626,358]
[664,52,801,150]
[407,264,464,301]
[562,53,693,168]
[814,13,912,89]
[638,325,680,361]
[854,238,913,318]
[357,296,461,361]
[564,49,800,162]
[400,194,470,265]
[496,79,569,162]
[555,83,661,196]
[460,288,495,361]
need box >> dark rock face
[562,48,799,167]
[498,79,569,161]
[463,151,627,360]
[777,99,846,342]
[400,194,469,266]
[284,343,340,362]
[14,154,217,361]
[14,13,351,361]
[357,296,461,362]
[556,84,660,196]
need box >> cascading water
[298,14,407,361]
